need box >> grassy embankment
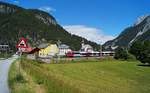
[9,58,46,93]
[0,53,12,59]
[9,58,150,93]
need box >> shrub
[114,47,128,60]
[127,53,136,61]
[130,41,150,64]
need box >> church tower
[81,39,85,48]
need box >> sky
[0,0,150,44]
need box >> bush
[127,53,136,61]
[130,41,150,64]
[16,73,25,83]
[114,47,128,60]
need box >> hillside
[0,2,100,52]
[103,15,150,50]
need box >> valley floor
[9,58,150,93]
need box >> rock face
[30,9,57,25]
[0,1,100,52]
[103,15,150,50]
[0,5,16,13]
[0,2,22,13]
[134,15,149,26]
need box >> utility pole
[16,37,28,74]
[56,40,61,63]
[18,48,22,75]
[99,44,103,58]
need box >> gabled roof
[59,44,69,49]
[38,43,49,49]
[28,47,40,54]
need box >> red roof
[28,48,40,54]
[25,47,32,52]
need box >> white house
[58,44,72,56]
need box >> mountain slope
[103,15,150,49]
[0,2,100,52]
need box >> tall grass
[8,58,46,93]
[10,58,150,93]
[8,60,34,93]
[21,59,81,93]
[41,60,150,93]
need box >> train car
[66,51,115,58]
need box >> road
[0,56,18,93]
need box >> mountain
[103,15,150,50]
[0,2,100,52]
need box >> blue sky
[0,0,150,44]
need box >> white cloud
[63,25,115,44]
[13,0,20,4]
[39,6,56,13]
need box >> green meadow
[9,59,150,93]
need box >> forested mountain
[0,2,100,52]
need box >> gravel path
[0,56,18,93]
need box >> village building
[80,40,93,52]
[27,47,40,60]
[0,45,10,52]
[58,44,72,56]
[27,43,60,63]
[38,43,59,58]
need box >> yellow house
[39,44,59,57]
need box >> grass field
[9,58,150,93]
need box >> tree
[114,47,128,60]
[130,41,150,64]
[129,41,143,60]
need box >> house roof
[38,43,49,49]
[28,47,40,54]
[25,47,32,52]
[59,44,69,49]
